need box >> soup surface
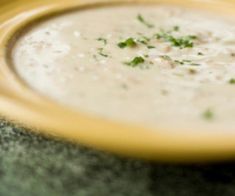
[12,4,235,131]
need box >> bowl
[1,0,235,162]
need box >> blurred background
[1,119,235,196]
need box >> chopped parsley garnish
[114,25,200,69]
[229,78,235,84]
[198,52,204,56]
[137,34,151,45]
[118,35,155,50]
[160,56,200,67]
[138,39,148,45]
[137,35,156,49]
[175,59,200,66]
[144,54,149,58]
[160,55,172,61]
[156,29,197,49]
[174,59,191,65]
[97,48,108,58]
[125,56,145,67]
[173,26,180,31]
[202,109,214,121]
[118,38,137,48]
[190,63,201,66]
[97,37,107,45]
[137,14,154,28]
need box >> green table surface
[1,119,235,196]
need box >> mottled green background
[1,120,235,196]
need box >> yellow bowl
[1,0,235,162]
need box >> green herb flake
[173,26,180,31]
[229,78,235,84]
[160,55,200,68]
[198,52,204,56]
[97,37,107,45]
[137,14,154,28]
[97,48,109,58]
[136,34,151,46]
[144,54,149,58]
[125,56,145,67]
[118,38,137,48]
[174,59,200,66]
[156,29,198,49]
[160,55,172,61]
[183,60,193,63]
[138,39,148,45]
[174,60,185,65]
[190,63,201,66]
[175,59,190,65]
[202,109,214,121]
[147,45,155,49]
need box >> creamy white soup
[12,4,235,131]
